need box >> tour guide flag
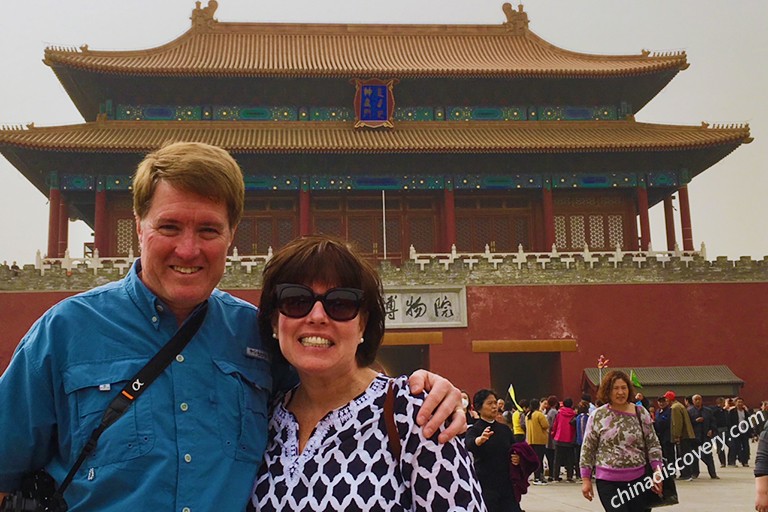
[630,369,643,389]
[508,384,523,411]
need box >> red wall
[2,282,766,405]
[431,282,768,406]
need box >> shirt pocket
[212,358,271,462]
[62,358,155,467]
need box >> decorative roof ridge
[191,0,219,32]
[41,1,686,71]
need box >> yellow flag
[508,384,523,411]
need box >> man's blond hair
[133,142,244,228]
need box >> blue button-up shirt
[0,261,282,511]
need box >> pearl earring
[272,333,278,339]
[359,337,364,344]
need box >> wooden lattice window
[116,218,136,256]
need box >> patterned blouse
[579,404,663,482]
[250,374,486,511]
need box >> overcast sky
[0,0,765,264]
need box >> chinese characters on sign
[383,287,467,328]
[360,85,388,122]
[353,78,396,129]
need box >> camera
[0,471,67,512]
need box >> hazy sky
[0,0,765,264]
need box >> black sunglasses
[275,283,364,322]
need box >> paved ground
[518,447,757,511]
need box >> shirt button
[176,354,185,363]
[180,403,189,412]
[184,454,192,463]
[156,304,164,313]
[151,316,158,323]
[182,508,191,512]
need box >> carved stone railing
[408,243,705,271]
[1,243,766,291]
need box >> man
[687,394,719,479]
[654,395,673,463]
[712,397,729,467]
[0,142,463,510]
[666,390,695,479]
[544,395,559,481]
[728,397,753,467]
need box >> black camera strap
[56,300,209,498]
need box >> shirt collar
[124,258,168,330]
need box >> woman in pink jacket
[551,398,577,482]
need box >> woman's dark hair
[517,398,529,410]
[563,397,573,408]
[473,389,497,412]
[596,370,636,406]
[527,398,541,419]
[258,235,385,367]
[576,400,590,415]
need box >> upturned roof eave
[0,119,750,154]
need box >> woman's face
[461,392,470,411]
[609,378,630,407]
[479,394,498,421]
[275,282,366,378]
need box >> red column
[58,197,69,258]
[678,185,694,251]
[299,187,311,236]
[542,185,555,251]
[94,180,108,256]
[663,196,677,251]
[443,187,456,251]
[636,186,650,251]
[47,173,60,258]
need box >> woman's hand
[407,370,464,443]
[651,468,664,496]
[510,453,520,466]
[581,477,593,501]
[476,426,493,446]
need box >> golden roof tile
[0,120,750,153]
[42,4,687,79]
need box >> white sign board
[383,286,467,329]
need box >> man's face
[657,399,667,410]
[693,395,703,408]
[136,181,234,322]
[736,398,745,410]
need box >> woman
[574,400,590,481]
[551,397,577,482]
[756,421,768,512]
[526,398,549,485]
[250,236,485,511]
[580,370,663,512]
[462,389,480,427]
[466,389,521,512]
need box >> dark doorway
[489,352,562,403]
[375,345,429,378]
